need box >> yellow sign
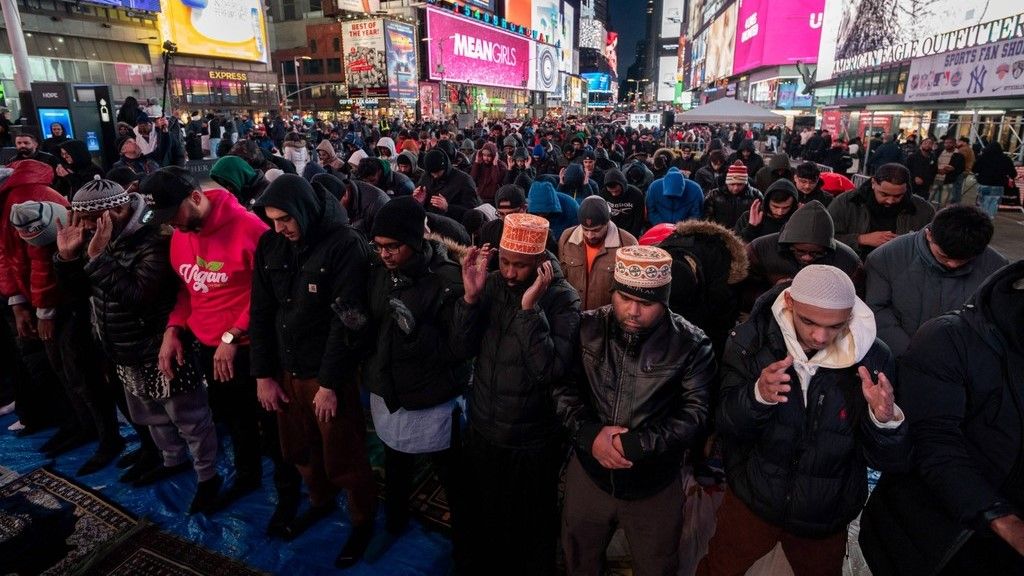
[159,0,269,63]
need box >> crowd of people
[0,102,1022,576]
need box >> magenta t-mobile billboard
[732,0,825,75]
[425,7,530,90]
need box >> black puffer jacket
[703,184,763,229]
[53,203,177,365]
[725,140,766,177]
[717,284,909,537]
[860,262,1024,576]
[452,254,580,448]
[250,175,371,392]
[365,239,470,412]
[554,307,714,500]
[694,163,727,194]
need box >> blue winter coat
[645,167,704,225]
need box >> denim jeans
[977,185,1004,218]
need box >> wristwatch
[221,331,238,345]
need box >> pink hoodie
[167,188,269,346]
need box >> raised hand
[757,356,793,404]
[461,244,493,305]
[521,260,553,311]
[859,366,897,423]
[748,199,764,227]
[56,214,87,261]
[86,211,114,260]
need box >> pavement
[991,209,1024,262]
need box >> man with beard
[149,167,301,521]
[699,265,909,576]
[865,205,1007,357]
[580,149,605,188]
[558,197,638,311]
[828,163,934,260]
[6,132,58,168]
[555,245,714,576]
[453,213,581,575]
[250,174,377,567]
[905,137,939,198]
[67,174,221,510]
[693,150,728,194]
[734,179,799,242]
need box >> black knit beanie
[370,196,425,250]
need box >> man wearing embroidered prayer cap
[698,264,910,576]
[451,211,581,575]
[554,244,715,576]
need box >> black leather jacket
[554,306,715,500]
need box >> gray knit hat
[10,201,68,247]
[72,175,130,213]
[789,264,856,310]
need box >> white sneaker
[0,401,14,417]
[7,420,25,432]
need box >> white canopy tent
[676,98,786,124]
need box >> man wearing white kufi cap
[555,245,715,575]
[700,264,910,576]
[452,212,581,575]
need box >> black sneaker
[132,461,192,487]
[334,524,374,569]
[218,475,262,506]
[44,432,97,459]
[39,428,77,453]
[282,501,337,541]
[116,447,147,469]
[188,474,224,515]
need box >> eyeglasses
[370,241,403,255]
[790,246,827,260]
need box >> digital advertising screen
[159,0,269,63]
[660,0,685,39]
[384,20,417,100]
[732,0,824,75]
[38,109,74,140]
[582,72,612,93]
[425,7,531,90]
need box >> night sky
[610,0,644,80]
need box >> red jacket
[0,160,65,310]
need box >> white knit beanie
[789,264,856,310]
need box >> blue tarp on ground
[0,412,452,575]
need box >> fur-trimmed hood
[673,219,749,284]
[426,232,470,266]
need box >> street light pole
[294,56,311,115]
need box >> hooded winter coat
[734,179,800,242]
[250,175,371,391]
[703,183,763,229]
[53,140,104,200]
[645,167,704,226]
[558,222,637,311]
[451,253,581,448]
[527,180,580,240]
[557,163,599,203]
[718,283,909,537]
[753,152,794,193]
[210,155,268,210]
[599,168,647,238]
[859,262,1024,576]
[283,138,310,175]
[469,142,508,204]
[864,227,1007,357]
[622,160,654,192]
[828,179,935,259]
[726,140,765,177]
[396,150,424,183]
[417,149,481,222]
[746,201,863,304]
[797,179,834,207]
[311,173,389,237]
[0,161,68,311]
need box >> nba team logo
[950,71,962,87]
